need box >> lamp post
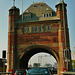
[13,0,15,6]
[62,0,70,71]
[21,0,23,20]
[62,0,67,49]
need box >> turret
[9,6,20,32]
[56,1,70,48]
[56,1,72,71]
[55,1,67,20]
[7,6,20,71]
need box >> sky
[0,0,75,62]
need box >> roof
[55,1,67,7]
[16,2,58,23]
[10,6,17,9]
[57,1,63,5]
[9,6,19,11]
[24,2,55,16]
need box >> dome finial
[13,0,15,6]
[33,1,34,4]
[62,0,64,2]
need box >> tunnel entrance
[19,45,59,70]
[28,52,57,68]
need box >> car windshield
[28,68,49,74]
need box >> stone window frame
[39,26,42,32]
[47,25,50,32]
[44,25,47,32]
[34,6,37,8]
[24,26,30,33]
[24,15,31,19]
[23,25,51,34]
[27,27,30,33]
[43,13,53,17]
[32,26,35,33]
[24,27,27,33]
[35,26,38,32]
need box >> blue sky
[0,0,75,59]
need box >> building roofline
[15,18,60,24]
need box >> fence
[0,72,12,75]
[61,71,75,75]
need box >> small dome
[57,1,63,5]
[10,6,17,9]
[55,1,67,7]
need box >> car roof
[29,67,48,69]
[16,69,26,71]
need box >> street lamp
[13,0,15,6]
[21,0,23,20]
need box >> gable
[16,2,57,23]
[25,2,56,17]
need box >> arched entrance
[18,45,60,74]
[28,52,57,68]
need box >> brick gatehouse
[7,1,72,75]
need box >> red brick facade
[7,2,72,75]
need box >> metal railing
[61,71,75,75]
[0,72,12,75]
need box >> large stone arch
[17,45,60,74]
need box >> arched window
[32,26,35,33]
[11,26,13,30]
[64,49,70,62]
[24,27,26,33]
[35,26,38,32]
[44,14,45,17]
[49,13,51,17]
[39,26,41,32]
[44,26,46,32]
[27,27,30,33]
[47,14,48,17]
[47,25,50,32]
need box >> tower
[7,6,19,72]
[55,1,72,71]
[55,1,67,19]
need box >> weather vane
[13,0,15,6]
[60,0,64,1]
[21,0,23,20]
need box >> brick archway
[18,45,60,74]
